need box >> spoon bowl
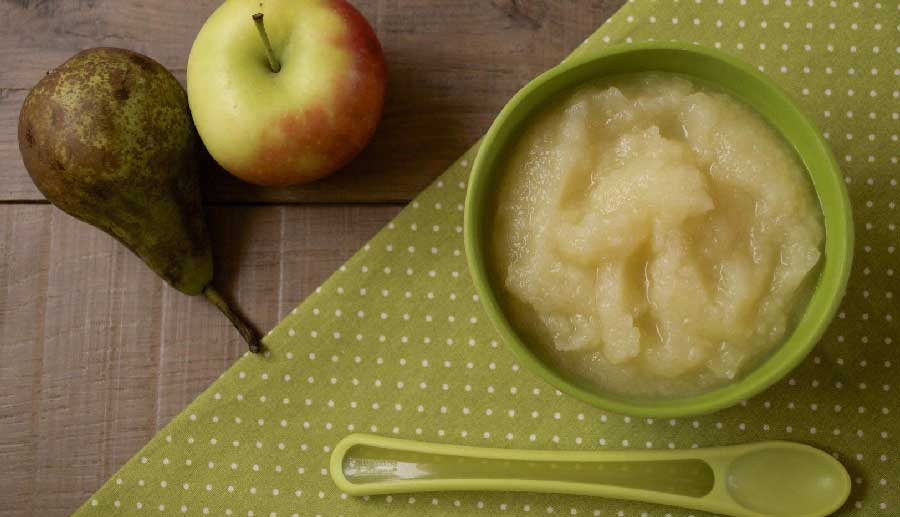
[331,434,850,517]
[726,446,851,516]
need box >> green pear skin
[18,47,260,352]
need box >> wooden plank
[0,0,625,203]
[30,209,165,516]
[0,204,397,516]
[0,89,30,201]
[0,205,51,517]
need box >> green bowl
[464,42,853,417]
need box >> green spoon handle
[330,434,753,515]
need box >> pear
[18,47,260,353]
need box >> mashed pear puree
[493,73,823,398]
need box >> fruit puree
[493,73,823,397]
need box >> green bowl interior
[465,43,853,417]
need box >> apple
[187,0,387,186]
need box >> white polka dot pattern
[76,1,898,516]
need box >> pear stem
[203,285,262,353]
[252,13,281,73]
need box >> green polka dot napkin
[77,1,898,515]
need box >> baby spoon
[330,434,850,517]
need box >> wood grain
[0,204,400,516]
[0,0,625,203]
[0,205,50,517]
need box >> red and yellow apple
[187,0,386,186]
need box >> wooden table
[0,1,623,514]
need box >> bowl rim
[464,41,854,417]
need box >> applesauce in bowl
[493,73,823,398]
[465,43,853,416]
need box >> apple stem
[252,12,281,73]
